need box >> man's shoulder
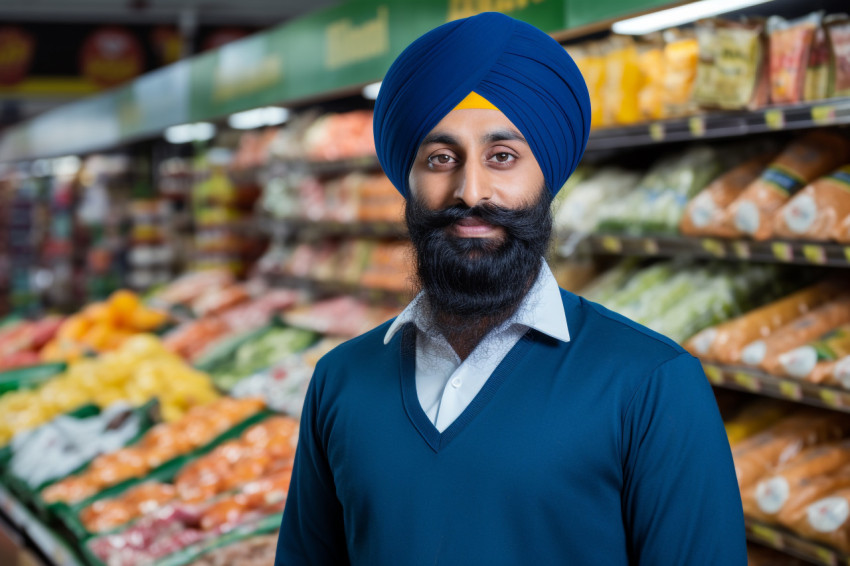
[314,318,398,374]
[561,288,687,365]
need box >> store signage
[212,35,284,103]
[0,27,35,86]
[325,5,390,70]
[447,0,548,21]
[80,27,145,88]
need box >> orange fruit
[82,303,115,326]
[58,316,91,341]
[128,308,169,331]
[108,290,141,327]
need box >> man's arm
[275,365,349,565]
[622,352,747,565]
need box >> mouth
[450,217,505,239]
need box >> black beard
[405,189,553,356]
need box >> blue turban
[373,12,591,199]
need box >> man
[276,12,746,566]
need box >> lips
[451,217,502,238]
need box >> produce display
[0,315,64,370]
[6,402,149,489]
[41,397,264,505]
[41,290,170,363]
[188,533,279,566]
[283,296,401,338]
[197,326,318,391]
[79,415,296,533]
[0,335,218,445]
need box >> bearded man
[275,12,745,566]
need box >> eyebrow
[420,132,459,147]
[482,129,526,145]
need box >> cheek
[408,168,455,209]
[491,162,546,207]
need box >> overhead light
[612,0,773,35]
[362,81,381,100]
[164,122,217,144]
[227,107,290,130]
[53,156,81,177]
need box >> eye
[489,152,516,164]
[427,153,457,168]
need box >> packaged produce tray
[51,408,275,543]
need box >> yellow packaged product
[724,399,794,447]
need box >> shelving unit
[746,519,850,566]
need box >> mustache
[405,199,549,241]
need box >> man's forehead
[420,109,526,147]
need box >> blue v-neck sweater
[275,289,746,565]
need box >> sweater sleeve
[621,352,746,565]
[275,362,349,566]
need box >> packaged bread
[724,131,850,240]
[743,296,850,372]
[725,399,795,447]
[767,14,820,105]
[680,153,774,237]
[773,166,850,240]
[777,324,850,382]
[775,463,850,531]
[732,411,850,490]
[826,16,850,97]
[685,280,843,363]
[743,441,850,522]
[793,486,850,553]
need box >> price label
[765,109,785,130]
[733,241,751,260]
[701,238,726,258]
[779,381,803,401]
[803,244,827,265]
[750,524,783,547]
[704,365,723,385]
[812,105,837,125]
[601,236,623,253]
[688,116,706,137]
[649,122,665,141]
[820,389,843,408]
[643,238,659,254]
[814,547,837,564]
[733,372,761,392]
[772,242,794,262]
[844,247,850,264]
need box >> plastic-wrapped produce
[553,168,640,234]
[774,166,850,241]
[189,534,279,566]
[777,324,850,382]
[791,486,850,553]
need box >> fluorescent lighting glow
[362,81,382,100]
[612,0,772,35]
[227,107,290,130]
[53,156,81,177]
[164,122,217,144]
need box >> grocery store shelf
[566,232,850,267]
[0,485,82,566]
[745,519,848,566]
[586,98,850,152]
[261,218,407,239]
[265,156,383,177]
[265,274,412,306]
[703,362,850,414]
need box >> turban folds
[373,12,591,199]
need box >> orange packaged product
[680,153,774,236]
[685,281,843,363]
[767,14,820,105]
[200,495,251,531]
[742,441,850,522]
[724,131,850,240]
[81,482,176,533]
[742,296,850,373]
[732,411,850,490]
[792,486,850,553]
[775,464,850,531]
[773,166,850,241]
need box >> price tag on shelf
[779,381,803,401]
[701,238,726,258]
[750,524,784,548]
[601,236,623,253]
[803,244,827,265]
[820,389,843,409]
[733,372,761,392]
[688,116,706,137]
[772,242,794,262]
[733,241,751,260]
[643,238,659,255]
[811,105,837,125]
[814,547,837,564]
[649,122,665,141]
[765,109,785,130]
[844,247,850,264]
[704,365,723,385]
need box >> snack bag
[826,16,850,97]
[724,131,850,240]
[743,442,850,522]
[733,411,850,490]
[768,13,821,104]
[805,24,831,101]
[685,281,843,363]
[743,295,850,372]
[794,487,850,553]
[680,153,774,236]
[777,324,850,381]
[774,166,850,241]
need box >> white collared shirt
[384,260,570,432]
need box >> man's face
[404,108,552,346]
[408,108,546,226]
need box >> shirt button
[451,377,462,388]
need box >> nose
[453,160,492,208]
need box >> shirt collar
[383,260,570,345]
